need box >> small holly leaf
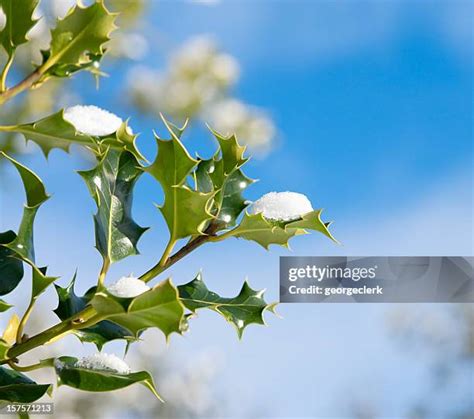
[79,149,147,265]
[0,231,24,296]
[0,0,39,56]
[227,212,306,249]
[178,273,274,338]
[91,279,185,339]
[146,119,214,240]
[0,367,52,404]
[37,51,104,85]
[54,356,161,400]
[220,209,337,249]
[284,210,338,243]
[0,152,49,264]
[210,129,247,175]
[101,121,145,162]
[195,131,254,228]
[12,110,96,157]
[54,274,134,350]
[0,300,12,312]
[39,2,117,80]
[31,265,57,300]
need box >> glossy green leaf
[196,158,254,227]
[0,299,12,312]
[31,265,57,300]
[13,111,96,157]
[101,121,145,162]
[37,50,104,85]
[0,367,51,403]
[0,152,48,208]
[0,0,39,55]
[226,212,306,249]
[222,209,336,249]
[53,275,133,350]
[54,356,161,400]
[91,279,185,339]
[0,153,49,264]
[210,129,247,175]
[79,149,147,264]
[0,231,24,296]
[178,273,274,338]
[284,210,338,243]
[40,2,117,76]
[195,131,254,228]
[146,120,214,239]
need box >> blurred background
[0,0,472,417]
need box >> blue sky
[1,0,473,417]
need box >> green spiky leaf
[178,273,274,338]
[53,274,134,350]
[54,357,161,400]
[284,210,338,243]
[0,152,49,264]
[0,299,12,312]
[12,110,96,157]
[226,212,306,249]
[79,149,147,265]
[0,231,24,296]
[0,367,51,404]
[0,0,39,56]
[29,265,56,300]
[39,2,117,80]
[91,279,185,339]
[220,209,336,249]
[195,131,254,228]
[210,130,247,175]
[146,120,213,239]
[101,121,145,162]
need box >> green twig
[8,357,55,372]
[16,298,36,344]
[7,306,98,360]
[0,51,15,93]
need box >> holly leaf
[31,265,57,300]
[53,274,134,350]
[79,149,147,265]
[220,209,337,249]
[39,1,117,78]
[0,0,39,56]
[101,121,145,162]
[284,210,338,243]
[37,50,104,85]
[146,119,214,239]
[0,367,51,404]
[195,131,254,227]
[0,152,49,264]
[91,279,185,339]
[178,273,275,338]
[54,356,161,400]
[0,231,24,296]
[210,129,247,175]
[226,212,306,249]
[12,111,144,158]
[0,299,12,312]
[12,110,96,157]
